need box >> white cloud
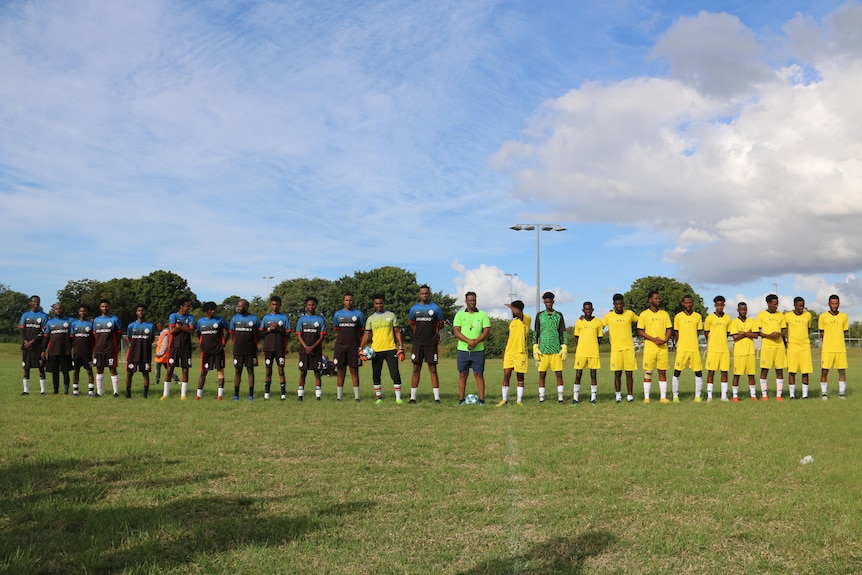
[493,5,862,287]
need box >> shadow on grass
[458,530,617,575]
[0,456,375,574]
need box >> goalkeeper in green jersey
[532,291,567,403]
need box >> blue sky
[2,0,861,322]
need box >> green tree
[270,277,338,319]
[624,276,707,318]
[135,270,198,323]
[0,284,30,339]
[57,279,102,313]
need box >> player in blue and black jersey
[71,304,94,397]
[332,292,366,402]
[408,285,445,403]
[18,295,48,395]
[260,296,291,400]
[197,301,229,399]
[125,304,156,398]
[43,303,73,395]
[230,299,260,400]
[164,297,196,400]
[92,299,123,397]
[295,296,326,400]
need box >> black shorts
[93,353,117,369]
[298,350,323,372]
[126,360,151,373]
[22,347,43,370]
[46,355,72,373]
[200,352,226,371]
[411,344,439,365]
[233,353,258,369]
[264,351,285,367]
[168,348,192,369]
[333,346,360,370]
[73,355,93,370]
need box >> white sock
[539,387,545,400]
[23,378,29,394]
[749,384,756,398]
[337,387,343,400]
[298,385,304,397]
[163,380,170,397]
[802,383,809,398]
[671,377,679,398]
[789,383,796,397]
[197,388,203,398]
[720,382,728,399]
[501,386,509,401]
[111,375,119,394]
[39,378,46,393]
[821,382,827,395]
[706,383,713,399]
[695,376,703,397]
[316,386,322,399]
[732,385,738,398]
[760,379,768,397]
[433,387,440,401]
[410,388,417,401]
[776,379,784,397]
[573,384,580,401]
[217,386,224,398]
[354,386,361,400]
[516,386,524,402]
[180,381,188,398]
[839,381,846,395]
[556,385,564,400]
[96,374,104,395]
[591,385,597,401]
[644,381,652,399]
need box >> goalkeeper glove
[560,344,568,362]
[532,344,541,361]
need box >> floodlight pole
[505,273,518,301]
[263,276,274,297]
[510,224,567,318]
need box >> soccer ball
[361,346,375,360]
[464,394,479,405]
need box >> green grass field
[2,343,860,574]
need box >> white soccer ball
[464,393,479,405]
[361,346,375,360]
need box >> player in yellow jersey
[785,297,812,399]
[572,301,603,404]
[704,295,732,401]
[673,295,704,402]
[498,300,531,406]
[601,293,639,403]
[637,291,672,403]
[818,294,849,399]
[730,302,759,401]
[755,294,787,401]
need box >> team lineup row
[16,288,851,405]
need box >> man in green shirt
[453,291,491,405]
[533,291,567,403]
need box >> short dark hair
[343,291,354,297]
[583,301,593,308]
[202,301,217,313]
[793,296,804,305]
[765,294,778,304]
[100,299,111,305]
[305,296,318,305]
[682,294,692,301]
[372,293,385,302]
[176,297,190,308]
[647,290,660,299]
[465,291,477,298]
[419,284,430,291]
[270,295,282,304]
[136,303,147,310]
[542,291,555,301]
[738,301,747,308]
[613,293,624,302]
[829,294,840,301]
[78,303,90,312]
[713,295,725,303]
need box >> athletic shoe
[839,394,846,400]
[706,397,713,403]
[558,399,564,404]
[375,398,383,405]
[88,392,94,397]
[750,396,758,401]
[789,395,796,400]
[516,401,523,406]
[297,396,303,402]
[822,395,828,401]
[761,396,768,402]
[395,399,403,405]
[720,397,729,402]
[248,396,254,401]
[40,392,45,396]
[627,397,634,403]
[180,396,187,401]
[281,395,287,401]
[572,399,579,405]
[20,392,29,396]
[195,396,201,400]
[590,399,596,405]
[732,397,739,403]
[496,399,507,407]
[434,399,441,403]
[72,393,79,397]
[672,397,680,403]
[113,393,119,398]
[659,398,670,404]
[316,396,321,401]
[616,398,622,404]
[693,397,702,403]
[52,392,59,396]
[217,396,223,400]
[125,393,131,399]
[408,399,417,404]
[644,398,651,404]
[775,396,784,402]
[159,395,168,401]
[458,399,466,406]
[539,397,545,403]
[232,396,239,401]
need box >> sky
[2,0,861,322]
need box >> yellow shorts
[642,346,669,370]
[787,347,813,373]
[574,355,600,370]
[760,346,787,370]
[503,352,528,373]
[821,351,848,370]
[609,349,637,372]
[538,353,563,372]
[734,354,756,376]
[705,350,729,372]
[674,350,703,372]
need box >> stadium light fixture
[510,224,567,317]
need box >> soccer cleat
[355,398,360,403]
[316,396,321,401]
[516,401,523,406]
[839,394,846,400]
[458,399,466,406]
[408,399,417,404]
[217,396,223,400]
[616,398,622,404]
[732,397,739,403]
[40,392,46,396]
[180,396,187,401]
[395,399,403,405]
[232,396,239,401]
[822,394,828,401]
[160,395,169,401]
[72,393,79,397]
[249,396,254,401]
[644,398,651,404]
[88,392,94,397]
[775,396,784,402]
[297,395,303,401]
[750,396,758,401]
[706,397,713,403]
[281,395,287,401]
[672,397,680,403]
[478,399,485,405]
[693,397,702,403]
[659,398,670,404]
[20,392,29,396]
[434,399,441,403]
[375,398,383,405]
[572,399,579,405]
[52,392,59,396]
[195,396,201,400]
[496,399,507,407]
[539,397,545,403]
[720,397,729,402]
[558,399,564,404]
[761,396,768,402]
[789,395,796,400]
[590,399,596,405]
